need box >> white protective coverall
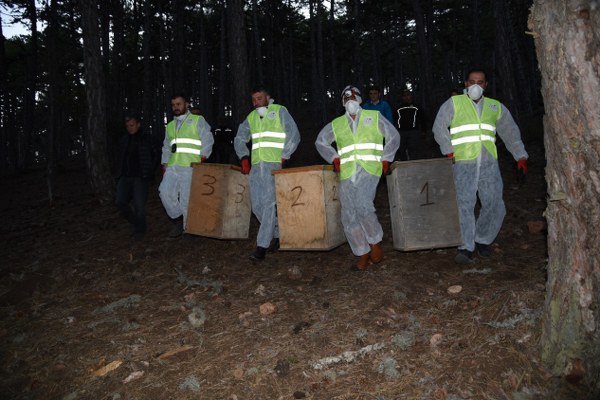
[234,106,301,248]
[159,112,213,227]
[315,108,400,256]
[432,96,528,252]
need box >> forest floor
[0,139,595,400]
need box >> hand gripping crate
[386,158,462,251]
[272,165,346,250]
[186,163,251,239]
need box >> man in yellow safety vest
[315,85,400,270]
[432,69,528,264]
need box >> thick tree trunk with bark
[79,0,114,203]
[226,0,250,125]
[411,0,434,118]
[529,0,600,387]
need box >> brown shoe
[356,253,370,270]
[370,242,383,263]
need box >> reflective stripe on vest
[449,95,501,161]
[332,110,383,180]
[166,114,203,167]
[248,105,286,164]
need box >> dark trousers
[116,177,149,234]
[396,129,422,161]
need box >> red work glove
[281,158,287,169]
[241,157,250,175]
[333,158,340,173]
[382,160,390,176]
[447,153,454,159]
[201,156,207,162]
[517,159,528,184]
[517,159,528,175]
[161,164,166,176]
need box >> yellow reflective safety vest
[332,110,384,180]
[449,95,502,161]
[166,114,204,167]
[248,104,286,164]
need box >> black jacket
[116,132,158,179]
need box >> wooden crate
[386,158,462,251]
[273,165,346,251]
[186,163,251,239]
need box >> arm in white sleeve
[198,118,213,159]
[432,98,455,155]
[496,104,528,160]
[280,108,301,160]
[234,118,251,159]
[161,128,171,164]
[314,122,338,163]
[379,115,401,161]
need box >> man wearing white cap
[315,85,400,270]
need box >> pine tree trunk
[79,0,114,203]
[226,0,250,125]
[530,0,600,386]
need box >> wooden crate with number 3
[186,163,251,239]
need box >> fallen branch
[310,343,385,370]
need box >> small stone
[274,359,290,377]
[447,285,462,294]
[287,266,302,280]
[259,302,276,315]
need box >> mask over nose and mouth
[467,84,484,101]
[344,100,360,115]
[256,106,267,117]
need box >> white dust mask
[256,106,267,117]
[467,84,484,101]
[345,100,360,115]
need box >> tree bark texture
[530,0,600,386]
[79,0,114,203]
[226,0,250,125]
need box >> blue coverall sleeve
[198,118,214,159]
[432,98,455,156]
[234,118,251,160]
[280,108,301,160]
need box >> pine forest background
[0,0,541,198]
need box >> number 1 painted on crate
[420,181,435,206]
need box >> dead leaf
[157,345,194,360]
[122,370,144,383]
[91,360,122,377]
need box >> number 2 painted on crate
[420,181,435,206]
[291,186,305,207]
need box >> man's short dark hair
[125,114,141,123]
[368,85,380,93]
[251,86,270,96]
[171,93,189,102]
[465,69,487,81]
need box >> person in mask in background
[432,69,528,264]
[315,85,400,270]
[234,86,301,261]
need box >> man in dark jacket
[116,115,157,240]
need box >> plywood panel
[387,158,462,251]
[187,163,251,239]
[273,165,346,250]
